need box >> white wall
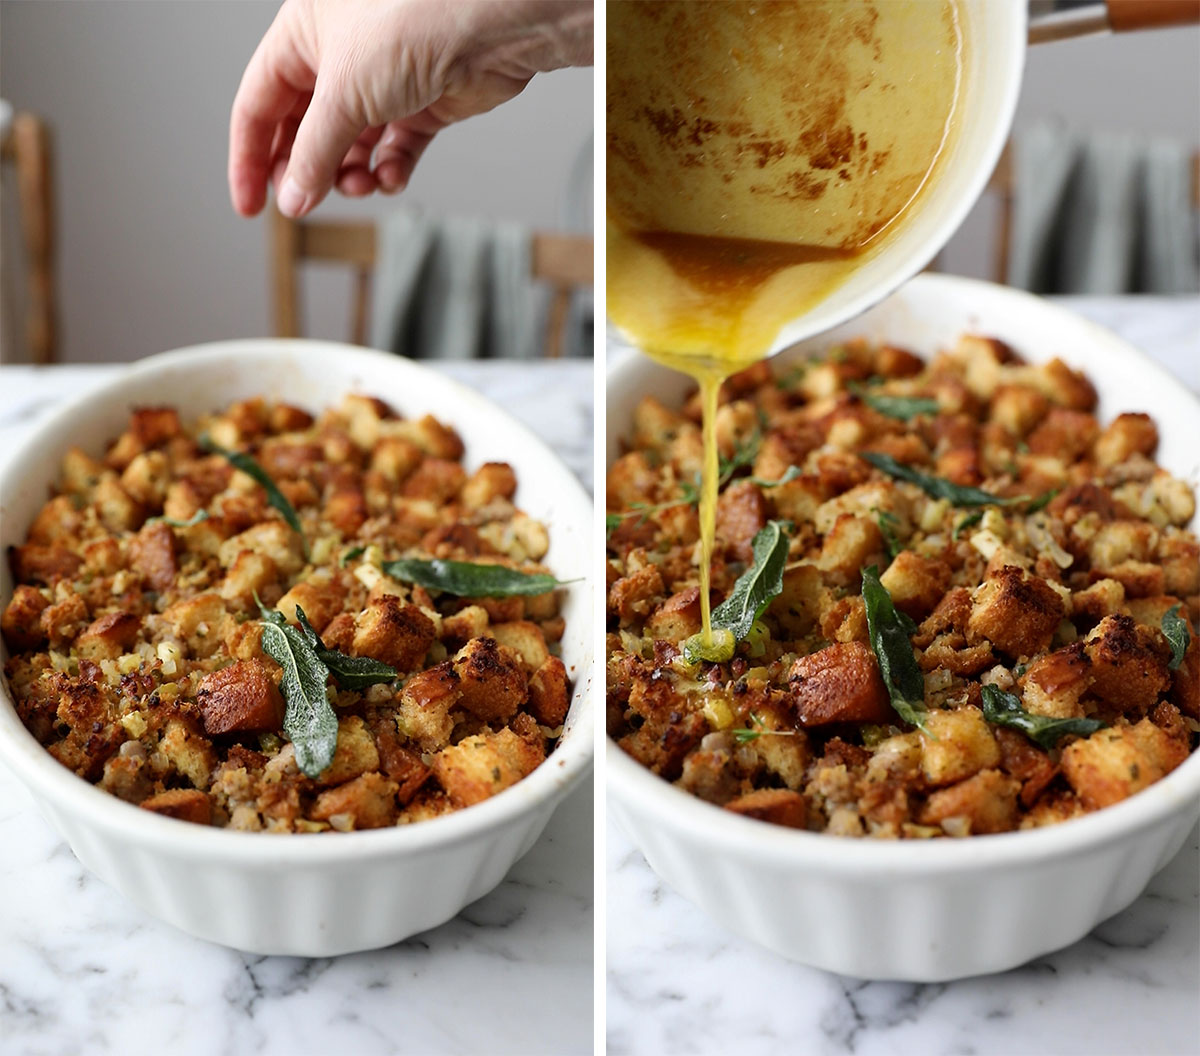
[0,0,594,363]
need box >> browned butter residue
[606,0,966,644]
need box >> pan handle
[1029,0,1199,45]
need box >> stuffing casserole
[606,336,1199,837]
[3,394,570,831]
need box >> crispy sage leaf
[857,391,940,421]
[980,684,1105,750]
[200,435,304,537]
[682,521,790,664]
[1024,489,1059,514]
[257,603,337,778]
[339,545,366,567]
[747,466,803,488]
[382,557,562,597]
[861,565,930,734]
[952,510,984,540]
[711,519,790,640]
[147,509,210,528]
[861,452,1014,508]
[295,605,398,689]
[875,509,903,559]
[1163,605,1191,671]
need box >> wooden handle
[1107,0,1200,32]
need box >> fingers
[228,12,314,217]
[276,88,367,217]
[372,120,440,194]
[335,126,384,198]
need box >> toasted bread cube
[790,642,893,727]
[312,715,383,787]
[1089,520,1159,570]
[724,788,808,828]
[60,445,105,496]
[128,521,178,592]
[1061,716,1189,810]
[396,662,461,751]
[1020,642,1093,719]
[432,727,544,808]
[1071,578,1126,628]
[1094,413,1158,467]
[717,481,767,562]
[453,637,527,721]
[159,717,217,788]
[369,436,423,484]
[461,462,518,509]
[1103,560,1165,599]
[83,538,124,577]
[119,450,171,509]
[880,551,951,621]
[528,655,570,727]
[989,384,1048,437]
[818,514,884,577]
[645,588,703,644]
[1032,358,1098,412]
[1158,530,1200,597]
[322,489,368,538]
[1027,408,1099,461]
[28,495,82,546]
[277,579,345,635]
[768,563,823,639]
[918,769,1020,835]
[442,605,490,643]
[632,396,688,453]
[11,543,82,585]
[920,706,1000,787]
[1,585,50,651]
[93,476,144,533]
[40,591,89,647]
[197,660,284,736]
[163,592,231,658]
[351,595,437,672]
[218,551,279,609]
[75,611,141,661]
[217,521,305,576]
[607,565,665,626]
[139,789,212,825]
[769,474,826,525]
[487,620,550,673]
[311,772,399,829]
[1083,614,1171,713]
[400,458,465,503]
[967,566,1065,659]
[130,406,183,448]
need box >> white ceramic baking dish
[606,273,1200,981]
[0,340,593,957]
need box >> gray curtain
[1008,122,1200,295]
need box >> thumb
[276,89,364,217]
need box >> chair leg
[271,206,301,338]
[13,113,56,364]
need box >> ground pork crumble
[4,393,570,831]
[607,334,1199,837]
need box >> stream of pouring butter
[607,0,966,650]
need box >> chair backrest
[270,209,593,357]
[1,111,57,364]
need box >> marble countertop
[0,358,594,1056]
[607,297,1200,1056]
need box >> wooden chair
[270,208,593,357]
[1,111,57,364]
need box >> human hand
[229,0,592,218]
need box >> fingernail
[277,177,308,217]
